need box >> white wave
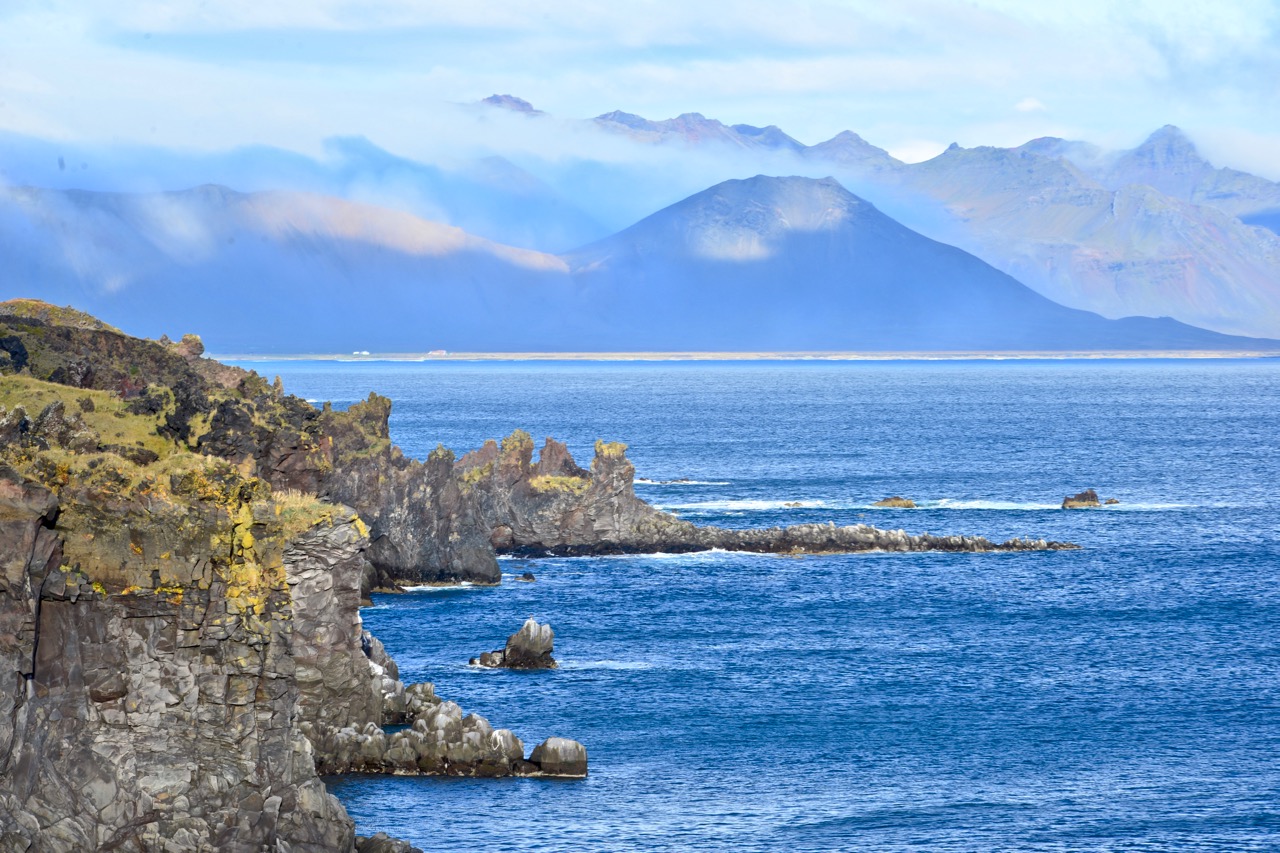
[635,478,732,486]
[918,499,1194,511]
[659,499,826,511]
[399,581,477,592]
[921,499,1061,511]
[558,660,654,671]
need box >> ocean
[231,359,1280,852]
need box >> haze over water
[238,359,1280,852]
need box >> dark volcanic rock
[1062,489,1102,509]
[471,618,558,669]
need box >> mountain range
[3,97,1280,350]
[2,173,1269,353]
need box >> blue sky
[2,0,1279,175]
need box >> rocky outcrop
[303,689,586,779]
[873,496,916,508]
[1062,489,1101,509]
[471,618,558,669]
[459,435,1075,556]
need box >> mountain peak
[1136,125,1200,159]
[806,130,900,169]
[481,94,544,115]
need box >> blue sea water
[234,359,1280,852]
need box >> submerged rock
[1105,498,1121,505]
[517,571,537,582]
[873,496,917,508]
[471,618,558,669]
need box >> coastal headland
[0,299,1073,850]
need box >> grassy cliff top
[0,299,123,332]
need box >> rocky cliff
[0,303,584,850]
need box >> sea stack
[471,618,558,669]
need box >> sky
[1,0,1279,176]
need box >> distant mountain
[4,177,1273,354]
[803,130,901,172]
[576,108,1280,338]
[481,94,545,115]
[0,184,579,352]
[879,142,1280,339]
[562,175,1268,351]
[594,111,805,152]
[1020,126,1280,226]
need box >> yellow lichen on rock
[529,475,590,495]
[594,439,628,458]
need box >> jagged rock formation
[471,618,558,669]
[873,496,917,508]
[458,433,1075,557]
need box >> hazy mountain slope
[1021,126,1280,225]
[0,130,607,254]
[4,177,1272,353]
[0,185,581,352]
[562,176,1269,351]
[886,144,1280,338]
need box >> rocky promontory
[0,301,584,850]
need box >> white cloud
[0,0,1278,177]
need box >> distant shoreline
[214,350,1280,363]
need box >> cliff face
[0,466,359,851]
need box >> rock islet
[471,618,559,669]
